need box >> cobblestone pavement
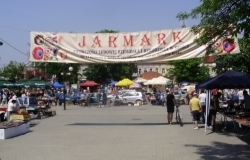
[1,104,250,160]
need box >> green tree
[213,38,250,74]
[84,29,137,84]
[0,61,25,81]
[84,63,137,84]
[33,63,81,84]
[177,0,250,45]
[167,58,210,83]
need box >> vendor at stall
[6,96,20,121]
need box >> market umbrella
[129,82,142,88]
[15,79,29,87]
[196,71,250,89]
[22,78,51,88]
[115,78,134,86]
[80,80,100,87]
[53,81,64,88]
[133,77,147,83]
[0,78,15,88]
[109,80,117,86]
[140,71,162,80]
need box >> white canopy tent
[144,76,170,85]
[134,77,147,83]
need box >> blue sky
[0,0,200,67]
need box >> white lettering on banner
[29,28,240,63]
[34,83,46,86]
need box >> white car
[107,90,136,100]
[121,91,146,105]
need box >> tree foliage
[168,58,210,83]
[84,63,137,84]
[84,29,137,84]
[0,61,25,81]
[33,63,81,84]
[177,0,250,45]
[213,38,250,74]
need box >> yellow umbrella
[115,78,134,86]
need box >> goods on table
[0,121,24,129]
[10,114,31,121]
[18,109,27,115]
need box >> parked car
[121,91,146,105]
[107,90,136,100]
[173,90,187,99]
[72,92,86,104]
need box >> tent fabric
[196,71,250,89]
[115,78,134,86]
[53,82,64,88]
[80,80,100,87]
[140,71,162,80]
[0,78,15,88]
[144,76,170,85]
[129,82,142,88]
[109,81,117,86]
[179,81,189,85]
[133,77,147,83]
[15,79,28,86]
[21,78,51,88]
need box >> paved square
[1,104,250,160]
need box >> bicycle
[175,105,183,126]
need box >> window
[155,68,158,72]
[138,69,141,74]
[144,69,147,73]
[162,68,165,74]
[122,93,130,97]
[149,68,152,72]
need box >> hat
[212,89,217,95]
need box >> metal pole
[63,65,66,110]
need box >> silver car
[173,90,187,99]
[121,91,146,105]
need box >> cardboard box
[10,114,31,121]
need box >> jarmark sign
[29,28,240,63]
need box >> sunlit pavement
[1,104,250,160]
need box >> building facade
[136,63,172,77]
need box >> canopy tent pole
[205,90,211,133]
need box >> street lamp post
[61,66,73,110]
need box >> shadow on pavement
[68,123,169,126]
[185,141,250,160]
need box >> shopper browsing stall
[7,97,19,122]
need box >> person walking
[189,92,202,130]
[208,90,221,131]
[166,89,176,125]
[198,90,206,124]
[102,91,107,107]
[97,90,102,108]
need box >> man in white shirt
[238,89,244,102]
[7,97,18,121]
[198,90,206,124]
